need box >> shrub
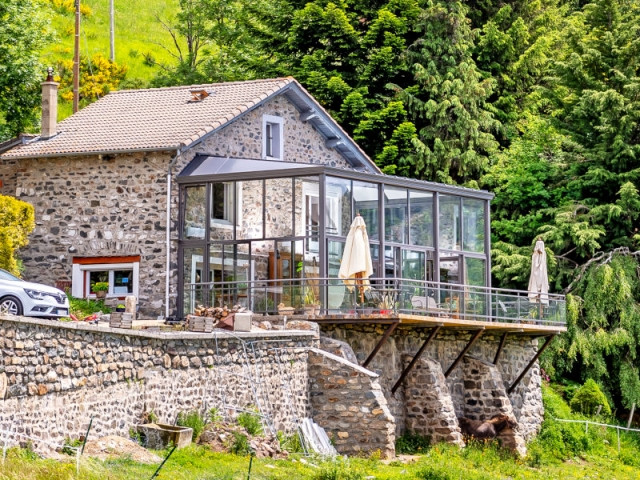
[570,379,612,416]
[237,409,263,436]
[396,432,431,454]
[208,408,223,424]
[176,410,206,441]
[277,431,304,453]
[68,294,111,318]
[0,195,35,275]
[229,432,251,455]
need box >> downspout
[165,149,182,319]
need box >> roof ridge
[108,77,294,95]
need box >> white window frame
[262,114,284,160]
[71,262,140,299]
[210,181,242,228]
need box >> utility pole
[109,0,115,62]
[73,0,80,113]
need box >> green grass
[41,0,180,120]
[1,440,640,480]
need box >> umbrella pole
[356,272,364,305]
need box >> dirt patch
[83,435,162,464]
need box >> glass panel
[113,270,133,294]
[296,177,320,253]
[327,240,346,310]
[370,244,381,279]
[439,195,461,251]
[385,246,399,278]
[439,256,462,316]
[409,190,433,247]
[183,185,206,240]
[464,257,486,317]
[183,246,205,316]
[238,180,263,240]
[384,186,407,243]
[353,181,379,241]
[326,177,351,236]
[265,178,293,238]
[465,257,485,287]
[402,250,425,281]
[208,244,250,308]
[251,240,274,313]
[463,198,485,253]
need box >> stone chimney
[41,67,59,140]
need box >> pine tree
[391,1,500,185]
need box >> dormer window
[262,115,283,160]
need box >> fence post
[627,403,635,429]
[617,426,621,453]
[585,421,588,433]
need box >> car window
[0,269,22,281]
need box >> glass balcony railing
[182,277,566,327]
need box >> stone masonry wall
[184,96,352,171]
[308,348,396,458]
[0,315,315,452]
[9,150,174,316]
[321,325,544,441]
[403,356,464,446]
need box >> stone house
[0,76,379,317]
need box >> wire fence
[553,417,640,452]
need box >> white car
[0,268,70,319]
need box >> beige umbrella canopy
[339,214,373,304]
[528,238,549,305]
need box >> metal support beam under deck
[507,334,556,394]
[444,329,484,378]
[362,320,399,369]
[391,326,441,394]
[493,332,509,365]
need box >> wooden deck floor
[313,313,566,335]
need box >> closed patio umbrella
[528,238,549,306]
[339,214,373,304]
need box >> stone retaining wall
[0,315,315,452]
[308,348,396,458]
[320,325,544,442]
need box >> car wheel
[0,296,23,316]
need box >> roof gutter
[165,148,183,320]
[0,146,179,161]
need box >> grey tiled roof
[1,78,296,159]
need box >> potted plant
[93,282,109,299]
[303,287,319,316]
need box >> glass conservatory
[177,156,565,326]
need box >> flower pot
[96,291,106,299]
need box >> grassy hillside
[41,0,179,119]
